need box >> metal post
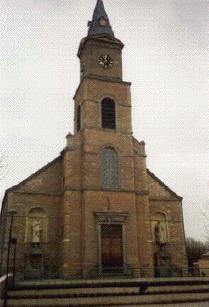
[11,238,17,287]
[3,209,17,307]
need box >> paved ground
[171,304,209,307]
[143,303,209,307]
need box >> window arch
[102,147,119,188]
[25,207,48,244]
[77,105,81,132]
[151,212,168,244]
[101,98,116,129]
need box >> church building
[0,0,187,280]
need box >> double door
[101,224,123,272]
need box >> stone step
[7,284,209,299]
[14,277,209,290]
[5,292,209,306]
[119,304,209,307]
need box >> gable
[147,169,182,200]
[4,156,63,196]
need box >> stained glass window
[102,148,119,188]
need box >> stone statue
[31,219,42,243]
[155,221,167,245]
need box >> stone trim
[149,197,180,201]
[82,98,132,108]
[73,76,131,100]
[11,188,149,197]
[12,191,62,197]
[77,35,124,58]
[62,188,149,194]
[94,212,129,223]
[75,128,133,135]
[136,191,149,196]
[87,74,131,85]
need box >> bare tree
[201,203,209,241]
[186,237,208,267]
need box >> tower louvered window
[77,105,81,132]
[102,98,116,129]
[102,148,119,188]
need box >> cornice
[73,76,131,100]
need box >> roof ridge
[147,169,182,200]
[2,156,62,201]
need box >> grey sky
[0,0,208,241]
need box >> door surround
[94,212,128,274]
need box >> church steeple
[77,0,124,82]
[88,0,114,37]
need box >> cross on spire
[88,0,115,37]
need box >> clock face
[99,55,113,70]
[99,16,108,27]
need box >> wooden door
[155,253,172,277]
[101,224,123,271]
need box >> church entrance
[101,224,123,272]
[154,251,172,277]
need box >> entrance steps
[5,277,209,306]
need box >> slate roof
[88,0,115,37]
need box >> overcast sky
[0,0,208,241]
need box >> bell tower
[62,0,154,278]
[78,0,124,81]
[74,0,132,136]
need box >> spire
[88,0,115,37]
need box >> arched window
[102,147,119,188]
[151,212,168,245]
[26,207,48,244]
[101,98,116,129]
[77,105,81,132]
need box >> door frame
[154,250,172,277]
[94,212,128,275]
